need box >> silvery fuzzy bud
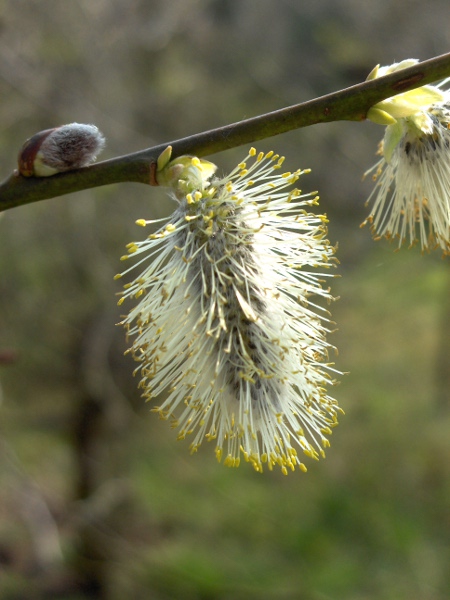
[18,123,105,177]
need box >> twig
[2,52,450,212]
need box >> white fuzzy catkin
[117,148,341,474]
[363,60,450,254]
[364,102,450,254]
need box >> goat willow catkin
[363,60,450,254]
[116,148,342,474]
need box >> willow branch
[2,52,450,212]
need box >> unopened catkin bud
[18,123,105,177]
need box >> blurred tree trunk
[71,390,108,598]
[68,310,133,600]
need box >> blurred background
[0,1,449,598]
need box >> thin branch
[2,52,450,212]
